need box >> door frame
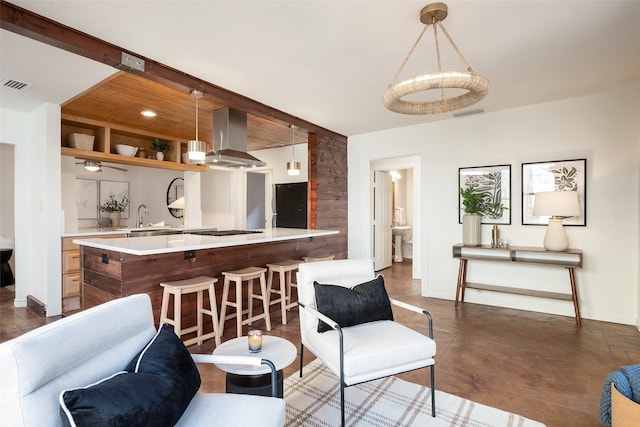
[370,155,421,279]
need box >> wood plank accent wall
[308,131,348,260]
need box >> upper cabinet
[61,114,208,172]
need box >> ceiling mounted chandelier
[383,2,489,115]
[187,89,208,162]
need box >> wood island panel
[81,236,336,329]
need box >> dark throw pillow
[60,324,201,427]
[313,275,394,333]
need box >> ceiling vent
[1,79,31,91]
[452,107,486,118]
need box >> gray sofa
[0,293,285,426]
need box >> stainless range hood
[205,107,266,168]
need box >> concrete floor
[2,261,639,426]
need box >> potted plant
[100,194,129,227]
[152,138,170,161]
[459,187,507,246]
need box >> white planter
[462,214,482,246]
[156,152,164,161]
[109,212,121,227]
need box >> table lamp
[167,196,185,225]
[533,191,580,251]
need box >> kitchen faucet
[137,204,148,228]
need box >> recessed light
[140,110,157,117]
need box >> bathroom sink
[391,226,411,236]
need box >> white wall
[254,144,308,184]
[349,90,640,326]
[1,104,62,315]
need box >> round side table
[213,335,296,398]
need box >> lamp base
[543,219,569,251]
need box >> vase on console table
[462,213,482,246]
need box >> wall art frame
[521,158,586,226]
[99,180,130,219]
[458,164,511,225]
[75,178,98,219]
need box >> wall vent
[1,79,31,91]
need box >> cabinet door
[62,251,81,273]
[62,273,81,297]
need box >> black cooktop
[187,229,263,237]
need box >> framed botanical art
[458,164,511,225]
[99,180,130,219]
[75,178,98,219]
[521,158,586,226]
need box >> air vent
[452,108,486,118]
[1,79,31,91]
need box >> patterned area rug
[284,359,546,427]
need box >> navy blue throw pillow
[314,275,394,333]
[59,324,200,427]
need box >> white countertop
[72,228,339,256]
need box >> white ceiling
[2,0,640,137]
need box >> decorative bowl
[115,144,138,157]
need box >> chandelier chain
[436,21,473,71]
[432,18,445,100]
[389,24,430,86]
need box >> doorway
[370,156,421,279]
[246,170,273,229]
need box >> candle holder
[248,329,262,353]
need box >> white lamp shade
[533,191,580,217]
[167,196,185,209]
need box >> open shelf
[61,114,208,172]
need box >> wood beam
[0,1,345,137]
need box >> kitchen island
[74,228,339,329]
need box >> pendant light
[383,2,489,115]
[187,89,207,162]
[287,124,300,176]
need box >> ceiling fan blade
[104,165,128,172]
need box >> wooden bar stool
[159,276,221,347]
[219,266,271,338]
[303,254,335,262]
[266,260,301,325]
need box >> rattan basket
[68,133,95,151]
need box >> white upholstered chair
[297,258,436,427]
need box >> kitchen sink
[126,229,183,238]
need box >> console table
[452,244,583,327]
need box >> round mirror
[166,177,184,218]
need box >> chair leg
[340,380,346,427]
[299,343,305,378]
[430,364,436,417]
[259,273,272,331]
[279,269,287,325]
[235,278,243,337]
